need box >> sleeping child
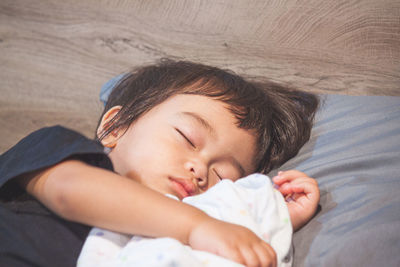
[0,59,319,267]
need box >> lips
[169,177,196,199]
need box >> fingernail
[273,174,282,179]
[285,195,294,202]
[278,171,283,175]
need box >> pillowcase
[100,73,126,106]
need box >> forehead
[163,94,227,112]
[153,94,237,126]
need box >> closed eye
[214,169,223,181]
[176,128,195,148]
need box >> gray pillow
[269,95,400,266]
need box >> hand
[272,170,319,231]
[188,217,277,267]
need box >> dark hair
[97,59,319,174]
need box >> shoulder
[0,125,113,190]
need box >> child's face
[102,94,257,200]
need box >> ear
[97,105,124,148]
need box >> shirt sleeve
[0,126,114,266]
[0,125,113,190]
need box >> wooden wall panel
[0,0,399,152]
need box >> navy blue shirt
[0,126,113,267]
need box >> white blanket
[77,174,293,267]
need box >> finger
[239,245,261,267]
[253,242,277,267]
[277,177,316,194]
[290,179,319,195]
[277,182,294,195]
[277,178,310,195]
[291,175,318,186]
[280,179,319,205]
[258,242,277,267]
[280,169,308,178]
[223,246,245,266]
[272,170,309,185]
[289,181,320,205]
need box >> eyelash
[176,128,196,148]
[214,169,222,181]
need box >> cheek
[218,165,241,181]
[126,132,182,172]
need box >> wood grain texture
[0,0,399,152]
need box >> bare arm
[19,159,206,244]
[19,159,277,267]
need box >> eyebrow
[179,111,246,177]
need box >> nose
[184,160,208,188]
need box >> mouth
[168,177,196,199]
